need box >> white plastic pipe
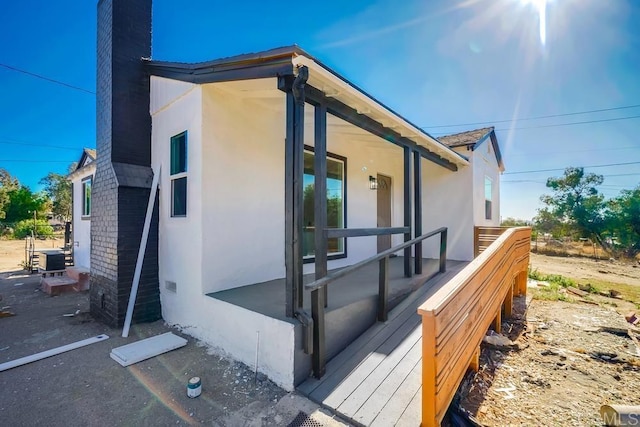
[122,165,161,338]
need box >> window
[485,176,492,220]
[302,148,346,260]
[81,177,92,218]
[170,131,187,217]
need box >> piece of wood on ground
[567,286,588,297]
[110,332,187,367]
[0,335,109,372]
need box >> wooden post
[413,150,422,275]
[493,309,502,334]
[284,70,307,317]
[504,284,514,318]
[378,257,389,321]
[439,228,447,273]
[469,346,481,372]
[312,103,328,378]
[421,312,438,427]
[403,146,412,278]
[311,288,326,378]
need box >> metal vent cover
[287,411,324,427]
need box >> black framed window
[81,177,92,217]
[485,176,492,220]
[170,131,187,217]
[302,147,347,260]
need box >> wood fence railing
[418,227,531,426]
[474,226,511,257]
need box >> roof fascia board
[68,162,96,181]
[291,55,467,168]
[279,76,458,172]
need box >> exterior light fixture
[369,175,378,190]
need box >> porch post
[413,150,423,274]
[284,67,308,317]
[403,146,412,277]
[312,103,328,378]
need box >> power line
[433,114,640,135]
[0,63,95,95]
[423,104,640,129]
[0,159,75,163]
[503,161,640,175]
[507,146,639,156]
[0,139,83,152]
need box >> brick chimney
[91,0,160,327]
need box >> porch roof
[145,45,468,170]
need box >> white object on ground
[0,335,109,372]
[122,164,161,338]
[110,332,187,367]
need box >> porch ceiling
[210,78,402,152]
[210,78,456,156]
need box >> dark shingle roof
[438,127,494,148]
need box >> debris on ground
[457,296,640,426]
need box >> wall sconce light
[369,175,378,190]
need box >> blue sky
[1,0,638,220]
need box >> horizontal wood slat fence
[474,226,511,257]
[418,227,531,426]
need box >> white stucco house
[68,148,95,270]
[81,36,506,390]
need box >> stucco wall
[421,158,475,261]
[71,164,95,269]
[150,77,204,327]
[472,139,501,226]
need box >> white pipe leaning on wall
[122,164,162,338]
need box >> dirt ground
[457,254,640,427]
[0,238,65,272]
[0,241,348,427]
[530,252,640,289]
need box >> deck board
[298,261,468,426]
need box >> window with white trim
[484,176,492,220]
[170,131,187,217]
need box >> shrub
[13,219,54,239]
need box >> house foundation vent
[165,281,177,293]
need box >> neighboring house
[438,127,504,227]
[87,0,506,391]
[67,148,95,269]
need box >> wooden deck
[298,261,468,426]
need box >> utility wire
[0,159,75,163]
[433,114,640,135]
[503,161,640,175]
[423,104,640,129]
[0,63,95,95]
[0,139,84,151]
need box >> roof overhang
[146,46,468,170]
[291,55,468,169]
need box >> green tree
[607,186,640,257]
[539,167,607,246]
[533,208,566,237]
[4,186,50,223]
[0,168,20,219]
[500,217,530,227]
[40,171,72,222]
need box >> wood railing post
[378,257,389,322]
[439,228,447,273]
[311,288,326,378]
[421,312,438,427]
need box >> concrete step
[66,267,90,291]
[41,276,78,296]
